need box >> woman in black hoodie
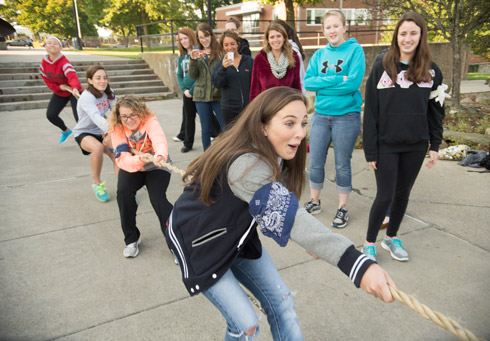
[362,12,445,262]
[212,30,254,128]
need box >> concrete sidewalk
[0,94,489,341]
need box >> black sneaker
[181,146,191,153]
[332,208,348,228]
[304,200,321,215]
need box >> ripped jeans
[203,246,302,341]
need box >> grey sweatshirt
[73,90,115,137]
[228,153,374,287]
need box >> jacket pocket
[193,86,205,99]
[212,86,221,99]
[192,227,227,247]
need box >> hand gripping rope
[132,148,483,340]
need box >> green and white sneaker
[92,181,109,202]
[361,243,377,262]
[381,236,409,262]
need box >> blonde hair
[108,95,154,132]
[322,10,346,26]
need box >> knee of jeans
[280,290,297,318]
[227,323,259,340]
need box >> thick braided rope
[131,149,480,338]
[389,286,482,341]
[131,149,187,177]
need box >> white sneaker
[172,136,183,142]
[123,237,141,258]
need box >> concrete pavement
[1,98,489,341]
[0,49,489,340]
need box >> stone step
[0,69,155,81]
[0,85,170,103]
[0,92,177,111]
[0,73,161,88]
[0,63,149,74]
[0,79,165,95]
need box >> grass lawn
[70,47,174,59]
[467,73,490,81]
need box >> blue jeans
[203,246,302,341]
[195,101,224,150]
[309,112,361,194]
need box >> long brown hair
[196,23,223,61]
[177,27,198,57]
[272,19,304,60]
[108,95,154,133]
[382,12,432,84]
[219,30,240,51]
[262,23,296,68]
[85,65,114,99]
[184,86,307,205]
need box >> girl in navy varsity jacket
[166,86,396,340]
[362,12,446,262]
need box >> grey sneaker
[123,237,141,258]
[332,208,348,228]
[381,237,409,261]
[305,200,321,215]
[361,243,377,262]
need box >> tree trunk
[141,11,151,51]
[285,0,295,27]
[122,28,129,48]
[451,38,462,111]
[450,0,462,111]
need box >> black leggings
[46,93,78,131]
[181,95,197,148]
[366,150,426,243]
[117,169,173,245]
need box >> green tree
[4,0,98,37]
[0,0,21,24]
[362,0,490,110]
[103,0,191,49]
[187,0,240,24]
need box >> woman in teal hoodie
[304,10,365,229]
[175,27,198,153]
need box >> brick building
[215,0,386,47]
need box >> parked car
[7,39,33,47]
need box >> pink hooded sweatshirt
[111,115,168,173]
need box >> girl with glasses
[109,95,173,258]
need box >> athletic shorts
[74,133,104,155]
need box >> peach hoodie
[111,115,168,173]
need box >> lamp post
[72,0,83,50]
[207,0,212,26]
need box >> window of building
[306,8,326,26]
[243,13,260,33]
[272,8,280,20]
[306,8,372,26]
[343,8,371,25]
